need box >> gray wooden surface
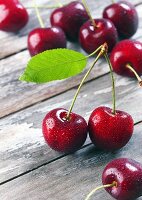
[0,0,142,200]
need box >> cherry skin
[50,1,89,41]
[0,0,29,32]
[42,108,88,153]
[103,1,138,39]
[88,106,134,151]
[110,39,142,77]
[28,26,67,56]
[102,158,142,200]
[79,18,118,54]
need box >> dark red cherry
[50,7,65,32]
[50,1,89,41]
[0,0,29,32]
[88,106,134,151]
[110,39,142,77]
[102,158,142,200]
[79,18,118,54]
[103,1,138,39]
[42,108,88,153]
[28,26,67,56]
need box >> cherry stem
[66,44,106,120]
[85,181,117,200]
[134,2,142,7]
[104,52,116,115]
[86,45,104,58]
[126,64,142,86]
[33,0,45,28]
[82,0,97,28]
[112,0,115,3]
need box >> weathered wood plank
[0,0,115,59]
[1,1,142,118]
[0,73,142,183]
[0,122,142,200]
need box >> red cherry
[102,158,142,200]
[79,18,118,54]
[110,39,142,77]
[28,26,67,56]
[42,108,88,153]
[103,1,138,39]
[50,7,65,32]
[0,0,29,32]
[50,1,89,41]
[88,106,134,151]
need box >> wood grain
[0,73,142,183]
[0,122,142,200]
[1,1,142,199]
[0,0,142,118]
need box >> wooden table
[0,0,142,199]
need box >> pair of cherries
[42,108,133,153]
[42,44,135,154]
[42,37,142,153]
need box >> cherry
[0,0,29,32]
[79,18,118,54]
[88,106,134,151]
[85,158,142,200]
[50,1,89,41]
[28,1,66,56]
[88,48,134,151]
[42,108,88,153]
[110,39,142,78]
[102,158,142,200]
[50,7,65,32]
[28,26,66,56]
[103,1,138,39]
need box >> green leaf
[20,49,87,83]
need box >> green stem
[66,44,106,120]
[86,45,103,58]
[112,0,115,3]
[85,181,117,200]
[82,0,97,28]
[104,53,116,114]
[33,0,44,28]
[126,64,142,86]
